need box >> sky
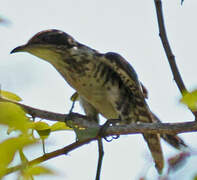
[1,0,197,179]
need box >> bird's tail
[140,83,187,150]
[143,133,164,174]
[142,111,188,174]
[150,112,187,150]
[143,111,188,174]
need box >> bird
[11,29,187,173]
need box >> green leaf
[73,126,98,141]
[70,92,79,102]
[33,121,50,130]
[21,166,54,179]
[193,174,197,180]
[0,102,30,133]
[19,149,29,164]
[66,118,98,141]
[0,136,36,174]
[180,90,197,110]
[51,122,72,131]
[26,166,53,176]
[0,90,22,101]
[32,122,51,139]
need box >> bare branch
[71,117,197,135]
[0,96,65,122]
[154,0,187,94]
[3,113,197,176]
[4,138,95,176]
[96,139,104,180]
[154,0,197,118]
[1,96,197,135]
[1,97,197,177]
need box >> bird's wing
[103,52,140,88]
[100,52,164,172]
[101,52,151,116]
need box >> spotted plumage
[11,29,187,173]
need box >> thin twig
[96,138,104,180]
[4,138,95,176]
[154,0,187,94]
[5,119,196,176]
[154,0,197,118]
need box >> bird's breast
[60,60,122,119]
[52,55,131,120]
[71,73,120,119]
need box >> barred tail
[150,112,188,150]
[143,133,164,173]
[160,134,187,150]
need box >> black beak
[10,45,27,54]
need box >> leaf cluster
[0,90,72,179]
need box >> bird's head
[11,29,78,63]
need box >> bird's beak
[10,44,27,54]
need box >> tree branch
[96,138,104,180]
[154,0,187,94]
[1,96,197,177]
[1,96,197,136]
[153,0,197,118]
[3,111,197,177]
[0,96,65,122]
[70,116,197,135]
[4,138,95,176]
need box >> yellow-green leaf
[193,174,197,180]
[0,90,22,101]
[33,122,50,130]
[37,129,51,139]
[0,102,30,133]
[51,122,72,131]
[73,127,98,141]
[24,166,53,176]
[33,122,51,139]
[70,92,79,102]
[0,136,36,174]
[19,149,29,164]
[180,90,197,110]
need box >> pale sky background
[1,0,197,180]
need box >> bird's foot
[99,119,120,142]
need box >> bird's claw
[99,119,120,142]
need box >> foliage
[1,1,196,179]
[0,90,98,179]
[181,90,197,110]
[0,90,65,179]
